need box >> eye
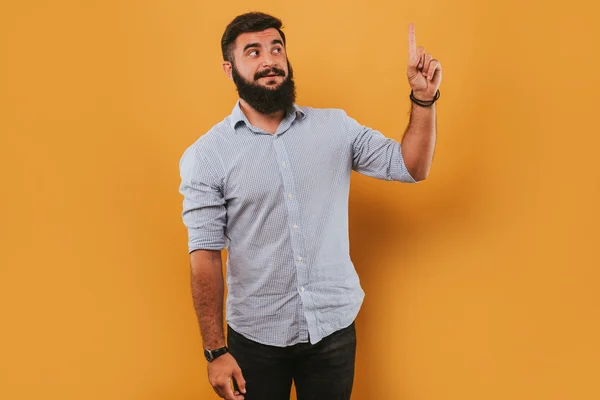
[248,50,258,57]
[273,47,282,54]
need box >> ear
[222,61,233,81]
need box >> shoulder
[179,118,231,174]
[297,105,361,136]
[296,105,350,121]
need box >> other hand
[207,353,246,400]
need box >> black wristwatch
[204,346,228,362]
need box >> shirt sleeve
[178,145,227,253]
[343,111,417,183]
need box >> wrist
[411,90,435,101]
[410,89,440,107]
[204,340,226,349]
[204,345,229,362]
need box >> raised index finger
[408,23,417,58]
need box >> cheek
[237,68,254,81]
[246,63,263,78]
[234,59,255,76]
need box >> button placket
[273,114,311,343]
[271,135,309,300]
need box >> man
[178,11,441,400]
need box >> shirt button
[300,287,305,292]
[282,161,286,167]
[288,193,293,199]
[293,224,298,230]
[297,256,303,262]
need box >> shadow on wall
[347,136,487,398]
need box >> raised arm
[402,23,442,181]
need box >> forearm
[190,249,226,349]
[400,102,437,181]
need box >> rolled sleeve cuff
[188,229,226,253]
[389,144,418,183]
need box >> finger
[425,60,440,81]
[228,379,246,400]
[209,379,223,397]
[218,380,237,400]
[408,46,424,73]
[416,46,425,70]
[408,23,417,60]
[422,53,433,76]
[232,369,247,394]
[430,61,442,85]
[212,385,224,399]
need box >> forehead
[234,28,284,50]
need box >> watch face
[204,349,212,361]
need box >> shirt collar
[229,99,306,130]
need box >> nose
[261,53,277,67]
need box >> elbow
[402,152,431,183]
[407,165,430,182]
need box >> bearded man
[178,11,442,400]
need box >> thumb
[431,65,442,88]
[233,368,246,394]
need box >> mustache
[254,67,286,81]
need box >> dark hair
[221,12,287,63]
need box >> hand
[207,353,247,400]
[407,23,442,101]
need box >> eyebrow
[243,39,284,52]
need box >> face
[225,28,288,87]
[223,28,296,115]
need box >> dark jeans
[227,322,357,400]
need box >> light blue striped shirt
[179,100,417,347]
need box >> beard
[231,60,297,115]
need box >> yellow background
[1,0,599,399]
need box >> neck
[239,99,286,134]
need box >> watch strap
[204,346,228,362]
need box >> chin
[260,81,282,89]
